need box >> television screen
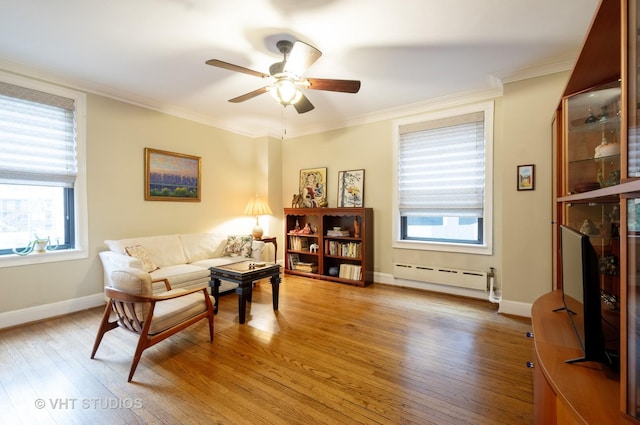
[558,225,617,369]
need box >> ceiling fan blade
[293,93,314,114]
[229,87,269,103]
[205,59,269,79]
[306,78,361,93]
[283,41,322,76]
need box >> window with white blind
[392,101,493,254]
[0,72,87,265]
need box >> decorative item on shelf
[354,216,360,238]
[291,193,303,208]
[594,142,620,158]
[599,255,619,276]
[579,219,599,236]
[300,223,312,234]
[244,195,273,240]
[328,266,339,276]
[597,165,621,188]
[13,234,59,256]
[573,182,600,193]
[309,243,319,253]
[598,104,609,123]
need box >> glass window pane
[404,215,481,243]
[0,184,66,251]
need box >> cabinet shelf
[284,207,373,287]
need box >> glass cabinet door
[628,198,640,418]
[565,81,621,195]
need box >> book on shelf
[326,229,350,237]
[325,240,361,258]
[288,253,300,270]
[288,235,310,251]
[294,261,318,272]
[339,264,362,280]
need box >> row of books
[288,236,310,251]
[325,240,361,258]
[339,264,362,280]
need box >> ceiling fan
[205,40,361,114]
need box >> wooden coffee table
[209,261,281,324]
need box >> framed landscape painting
[337,169,364,207]
[144,148,201,201]
[517,164,535,191]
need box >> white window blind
[0,81,76,187]
[398,111,485,217]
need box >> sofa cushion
[148,290,212,335]
[105,235,187,267]
[150,264,210,294]
[179,233,226,263]
[125,245,160,272]
[222,234,253,257]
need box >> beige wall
[0,93,259,314]
[501,72,569,304]
[0,70,569,320]
[282,72,570,315]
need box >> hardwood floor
[0,275,534,425]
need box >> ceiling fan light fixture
[269,79,302,105]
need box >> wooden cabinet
[284,208,373,286]
[542,0,640,422]
[532,292,621,425]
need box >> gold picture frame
[144,148,201,201]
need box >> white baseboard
[497,299,532,318]
[0,293,105,330]
[375,271,532,318]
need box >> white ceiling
[0,0,600,138]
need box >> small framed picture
[517,164,535,191]
[337,169,365,207]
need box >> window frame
[0,71,88,267]
[392,100,494,255]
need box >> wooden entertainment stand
[531,291,621,424]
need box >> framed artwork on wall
[299,167,327,207]
[144,147,201,201]
[337,169,365,207]
[517,164,535,191]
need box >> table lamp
[244,196,273,240]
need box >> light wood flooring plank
[0,275,533,425]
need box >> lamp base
[252,225,264,240]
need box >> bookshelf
[284,208,373,286]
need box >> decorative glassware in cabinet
[566,201,620,296]
[565,80,621,195]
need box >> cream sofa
[98,233,265,296]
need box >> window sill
[0,249,88,268]
[393,239,492,255]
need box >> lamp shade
[243,197,273,216]
[244,196,273,240]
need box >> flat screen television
[556,225,618,369]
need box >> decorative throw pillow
[222,235,253,258]
[125,245,160,272]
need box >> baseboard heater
[393,263,488,291]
